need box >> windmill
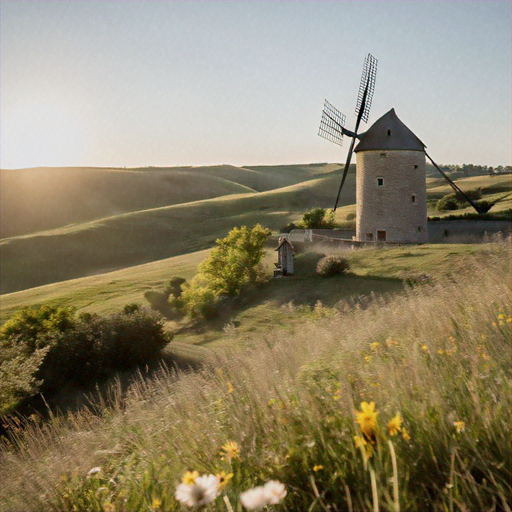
[318,53,487,216]
[319,53,378,211]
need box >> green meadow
[0,164,511,511]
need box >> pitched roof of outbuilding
[354,108,425,152]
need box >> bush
[345,212,356,221]
[181,224,271,320]
[316,256,350,277]
[301,208,335,229]
[0,305,172,414]
[436,189,483,211]
[280,222,298,233]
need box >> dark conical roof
[354,108,425,152]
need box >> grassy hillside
[1,240,509,512]
[1,164,343,238]
[0,172,357,294]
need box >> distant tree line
[427,163,512,178]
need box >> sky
[1,0,511,169]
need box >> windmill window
[377,230,387,242]
[387,129,391,136]
[418,226,422,232]
[411,194,416,203]
[380,152,387,158]
[414,164,418,169]
[377,177,384,186]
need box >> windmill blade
[355,53,378,124]
[333,136,357,211]
[318,99,346,146]
[425,151,486,214]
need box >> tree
[182,224,271,318]
[301,208,335,229]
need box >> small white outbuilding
[275,237,294,276]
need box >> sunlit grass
[1,240,510,511]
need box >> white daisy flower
[263,480,287,504]
[175,474,220,507]
[240,486,269,511]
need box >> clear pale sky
[1,0,511,169]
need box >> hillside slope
[1,172,357,293]
[1,164,343,238]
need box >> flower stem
[370,467,379,512]
[388,440,400,512]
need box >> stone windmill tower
[353,108,427,243]
[319,53,486,244]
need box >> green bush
[301,208,335,229]
[182,224,271,319]
[316,255,350,277]
[436,189,483,211]
[345,212,356,221]
[0,305,172,414]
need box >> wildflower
[364,355,372,362]
[221,441,240,460]
[437,349,445,355]
[370,342,380,351]
[240,486,269,511]
[182,471,199,485]
[355,401,379,442]
[387,413,402,436]
[421,344,429,352]
[401,427,411,441]
[498,313,506,320]
[240,481,287,510]
[175,474,220,507]
[333,389,341,401]
[152,498,162,510]
[216,471,233,488]
[313,465,324,472]
[103,503,115,512]
[264,480,287,504]
[87,467,102,477]
[353,435,367,449]
[453,421,465,433]
[227,381,234,393]
[507,316,512,324]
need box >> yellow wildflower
[355,401,378,442]
[103,503,116,512]
[221,441,240,460]
[387,413,402,436]
[401,427,411,441]
[453,421,465,433]
[421,344,429,352]
[216,471,233,488]
[182,471,199,485]
[227,381,234,394]
[370,342,380,351]
[333,389,341,401]
[353,435,367,449]
[152,498,162,510]
[313,465,324,472]
[498,313,506,320]
[507,316,511,324]
[437,349,445,355]
[364,355,372,363]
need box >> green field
[2,165,510,295]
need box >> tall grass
[1,242,510,511]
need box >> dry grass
[1,240,510,511]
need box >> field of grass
[0,164,344,238]
[0,170,357,294]
[2,165,509,295]
[1,239,510,512]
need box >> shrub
[181,224,271,320]
[345,212,356,221]
[316,256,350,277]
[280,222,298,233]
[436,194,460,211]
[301,208,335,229]
[0,305,172,414]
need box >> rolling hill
[1,164,509,295]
